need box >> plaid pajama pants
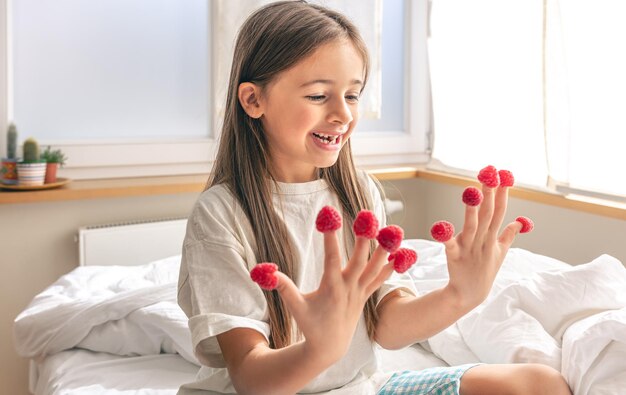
[377,364,480,395]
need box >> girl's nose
[327,98,354,125]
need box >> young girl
[177,1,572,394]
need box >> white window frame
[0,0,429,180]
[353,0,431,167]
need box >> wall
[0,192,200,395]
[415,179,626,265]
[1,178,625,394]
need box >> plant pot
[1,158,19,185]
[45,162,59,184]
[17,161,47,186]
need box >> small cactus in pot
[7,123,17,160]
[1,123,19,184]
[22,138,44,163]
[17,137,47,186]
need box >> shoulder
[356,169,384,203]
[185,184,244,245]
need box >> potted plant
[41,146,67,184]
[1,123,19,185]
[17,137,47,186]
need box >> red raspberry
[376,225,404,252]
[250,262,279,290]
[388,248,418,273]
[499,170,515,187]
[478,165,500,188]
[353,210,379,239]
[430,221,455,242]
[462,186,483,206]
[515,216,534,233]
[316,206,342,233]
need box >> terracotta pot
[1,158,18,185]
[45,162,59,184]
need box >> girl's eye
[306,95,326,102]
[346,95,360,103]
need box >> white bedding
[31,350,199,395]
[14,240,626,395]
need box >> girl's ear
[238,82,264,119]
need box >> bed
[13,220,626,395]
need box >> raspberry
[515,216,534,233]
[353,210,379,239]
[499,170,515,187]
[388,248,418,273]
[316,206,342,233]
[250,262,279,290]
[478,165,500,188]
[376,225,404,252]
[430,221,455,242]
[462,186,483,206]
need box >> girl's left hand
[442,182,523,309]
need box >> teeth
[313,133,340,144]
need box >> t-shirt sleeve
[359,170,418,305]
[177,189,270,368]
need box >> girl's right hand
[273,226,394,364]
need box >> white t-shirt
[177,172,417,394]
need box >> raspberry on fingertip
[316,206,342,233]
[499,170,515,187]
[353,210,379,239]
[430,221,455,242]
[250,262,279,290]
[478,165,500,188]
[515,216,534,233]
[388,248,418,273]
[376,225,404,252]
[462,186,483,206]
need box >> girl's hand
[273,225,394,364]
[441,175,524,309]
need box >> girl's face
[257,39,364,183]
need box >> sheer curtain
[428,0,626,200]
[550,0,626,198]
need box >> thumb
[274,271,306,317]
[498,220,523,248]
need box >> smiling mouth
[312,132,341,145]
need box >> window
[0,0,427,180]
[428,0,626,201]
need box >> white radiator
[78,218,188,266]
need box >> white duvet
[14,240,626,395]
[14,256,199,367]
[408,240,626,395]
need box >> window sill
[1,166,624,221]
[0,174,208,204]
[367,165,626,221]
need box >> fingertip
[498,221,522,246]
[515,216,534,233]
[273,272,295,295]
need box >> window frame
[0,0,430,180]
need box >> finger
[322,230,343,282]
[364,262,395,296]
[487,184,510,242]
[459,205,479,246]
[359,245,389,287]
[497,220,523,249]
[274,272,306,316]
[475,184,496,242]
[343,236,371,281]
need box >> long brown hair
[208,0,379,349]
